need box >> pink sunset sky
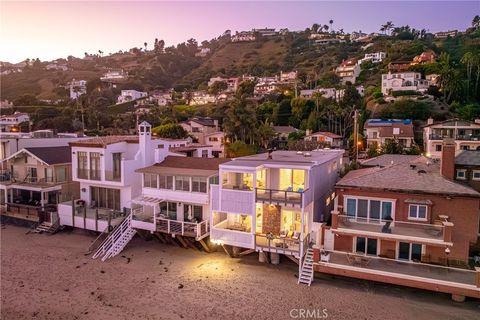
[1,1,478,63]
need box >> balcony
[211,220,255,249]
[429,133,480,141]
[255,233,309,257]
[333,214,449,244]
[157,217,209,240]
[255,187,311,207]
[313,250,480,299]
[57,200,127,231]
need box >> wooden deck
[314,250,480,299]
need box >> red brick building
[326,142,480,265]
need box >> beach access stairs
[92,213,136,261]
[298,248,314,286]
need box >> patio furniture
[320,250,331,262]
[292,231,300,240]
[279,230,288,238]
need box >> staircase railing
[92,213,132,259]
[87,226,110,254]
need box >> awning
[131,195,164,206]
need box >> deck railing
[156,217,209,239]
[255,232,309,256]
[336,215,445,241]
[255,187,308,206]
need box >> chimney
[427,117,434,125]
[306,129,312,136]
[214,119,219,131]
[440,138,455,180]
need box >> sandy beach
[1,225,479,320]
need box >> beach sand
[1,225,479,320]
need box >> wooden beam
[285,254,299,265]
[175,235,189,249]
[198,239,211,253]
[221,244,234,258]
[237,249,255,257]
[154,232,167,244]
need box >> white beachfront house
[358,52,386,65]
[129,156,228,243]
[117,90,148,104]
[69,79,87,99]
[57,122,191,232]
[381,72,430,95]
[209,150,344,275]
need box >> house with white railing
[209,149,344,282]
[128,156,228,245]
[57,122,191,232]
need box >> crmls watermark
[289,308,328,319]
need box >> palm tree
[338,28,344,35]
[144,42,148,51]
[382,21,394,35]
[323,25,329,33]
[472,15,480,29]
[329,19,334,32]
[461,52,475,98]
[312,23,320,33]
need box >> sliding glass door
[398,242,422,261]
[355,237,378,256]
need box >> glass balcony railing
[336,215,445,242]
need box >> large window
[89,152,101,180]
[222,172,253,191]
[159,175,173,189]
[345,198,393,221]
[112,153,122,179]
[473,170,480,181]
[91,187,120,210]
[408,204,427,221]
[144,173,158,188]
[77,151,88,179]
[279,169,305,191]
[175,176,190,191]
[191,177,207,193]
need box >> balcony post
[95,208,98,231]
[475,267,480,288]
[313,244,320,263]
[442,221,453,243]
[71,198,75,227]
[331,210,339,229]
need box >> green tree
[256,120,276,149]
[274,99,292,126]
[381,139,403,154]
[223,98,257,143]
[236,80,256,98]
[208,81,228,102]
[152,123,188,139]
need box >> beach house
[209,149,344,283]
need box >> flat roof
[221,150,343,169]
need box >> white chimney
[138,121,153,167]
[427,117,434,125]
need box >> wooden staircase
[92,214,136,261]
[298,248,314,286]
[32,221,60,234]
